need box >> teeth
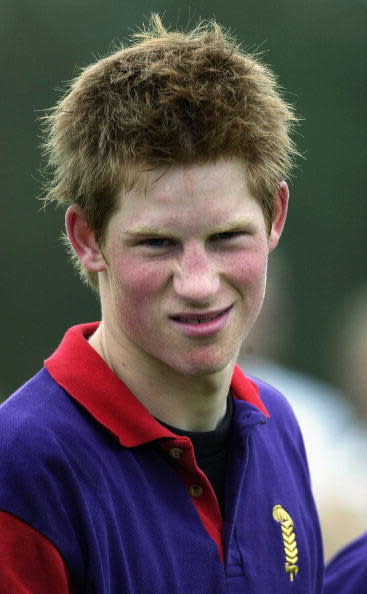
[180,315,218,324]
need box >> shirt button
[169,447,184,459]
[189,484,203,498]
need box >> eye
[140,237,174,248]
[210,231,245,241]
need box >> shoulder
[232,365,305,445]
[0,368,84,450]
[0,368,108,497]
[233,368,310,475]
[0,368,110,557]
[325,532,367,593]
[232,364,297,425]
[245,375,313,481]
[0,370,74,490]
[1,367,71,420]
[250,374,302,428]
[241,358,352,435]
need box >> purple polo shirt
[0,323,324,592]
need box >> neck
[89,323,234,432]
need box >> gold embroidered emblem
[273,505,299,582]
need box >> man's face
[97,158,280,377]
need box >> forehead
[112,158,263,230]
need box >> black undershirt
[157,396,233,513]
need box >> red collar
[45,323,269,446]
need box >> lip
[169,305,233,337]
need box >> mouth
[170,306,232,325]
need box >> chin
[170,354,234,378]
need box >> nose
[173,242,220,303]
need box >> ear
[65,205,107,272]
[268,181,289,252]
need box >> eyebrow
[122,226,176,238]
[209,219,255,233]
[123,219,254,236]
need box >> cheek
[110,254,167,313]
[230,247,268,289]
[231,248,268,323]
[109,263,162,342]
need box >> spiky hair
[42,14,299,289]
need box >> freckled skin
[98,158,274,378]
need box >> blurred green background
[1,0,366,398]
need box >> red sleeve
[0,510,72,593]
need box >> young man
[0,16,324,593]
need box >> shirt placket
[223,406,267,577]
[159,437,224,562]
